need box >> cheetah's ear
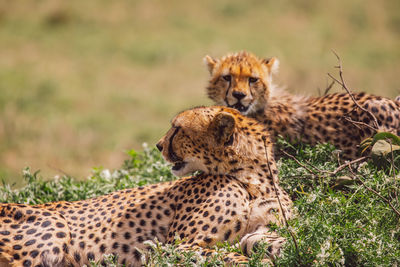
[209,112,235,146]
[203,55,218,74]
[261,57,280,74]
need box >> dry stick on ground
[263,137,299,256]
[326,156,368,175]
[281,151,318,175]
[281,150,368,178]
[348,167,400,218]
[327,50,380,131]
[281,175,315,180]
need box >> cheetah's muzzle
[172,161,187,171]
[228,102,249,113]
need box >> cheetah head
[204,51,279,115]
[156,106,269,177]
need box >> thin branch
[348,168,400,217]
[323,80,335,96]
[326,156,368,175]
[328,50,379,130]
[281,174,315,179]
[283,145,399,217]
[281,151,318,175]
[263,137,299,255]
[282,151,368,178]
[317,79,335,97]
[343,116,377,132]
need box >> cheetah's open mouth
[228,102,249,113]
[172,161,187,171]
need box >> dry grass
[0,0,399,184]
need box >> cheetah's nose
[232,91,246,101]
[156,142,163,152]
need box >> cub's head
[204,51,279,115]
[156,106,270,177]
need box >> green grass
[0,145,174,204]
[1,0,400,183]
[1,142,399,266]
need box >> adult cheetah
[0,106,292,266]
[204,51,400,159]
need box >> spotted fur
[205,51,400,159]
[0,106,292,266]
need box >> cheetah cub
[0,106,292,266]
[205,51,400,159]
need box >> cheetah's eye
[222,75,231,82]
[249,77,259,83]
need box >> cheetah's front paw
[240,228,285,259]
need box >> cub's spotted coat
[0,106,292,266]
[205,51,400,159]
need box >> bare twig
[282,150,368,178]
[281,174,315,179]
[348,168,400,217]
[323,80,335,96]
[326,156,368,175]
[343,116,377,132]
[317,79,335,97]
[283,144,399,216]
[281,151,318,175]
[263,137,299,255]
[328,50,379,130]
[309,156,368,175]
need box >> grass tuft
[1,141,399,266]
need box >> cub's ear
[203,55,218,74]
[261,57,280,74]
[209,112,235,145]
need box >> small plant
[0,144,174,204]
[89,254,121,267]
[1,142,399,266]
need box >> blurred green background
[0,0,399,185]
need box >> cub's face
[156,106,266,177]
[204,51,279,115]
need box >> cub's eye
[249,77,259,83]
[222,75,231,82]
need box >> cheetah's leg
[240,226,285,260]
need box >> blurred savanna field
[0,0,399,185]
